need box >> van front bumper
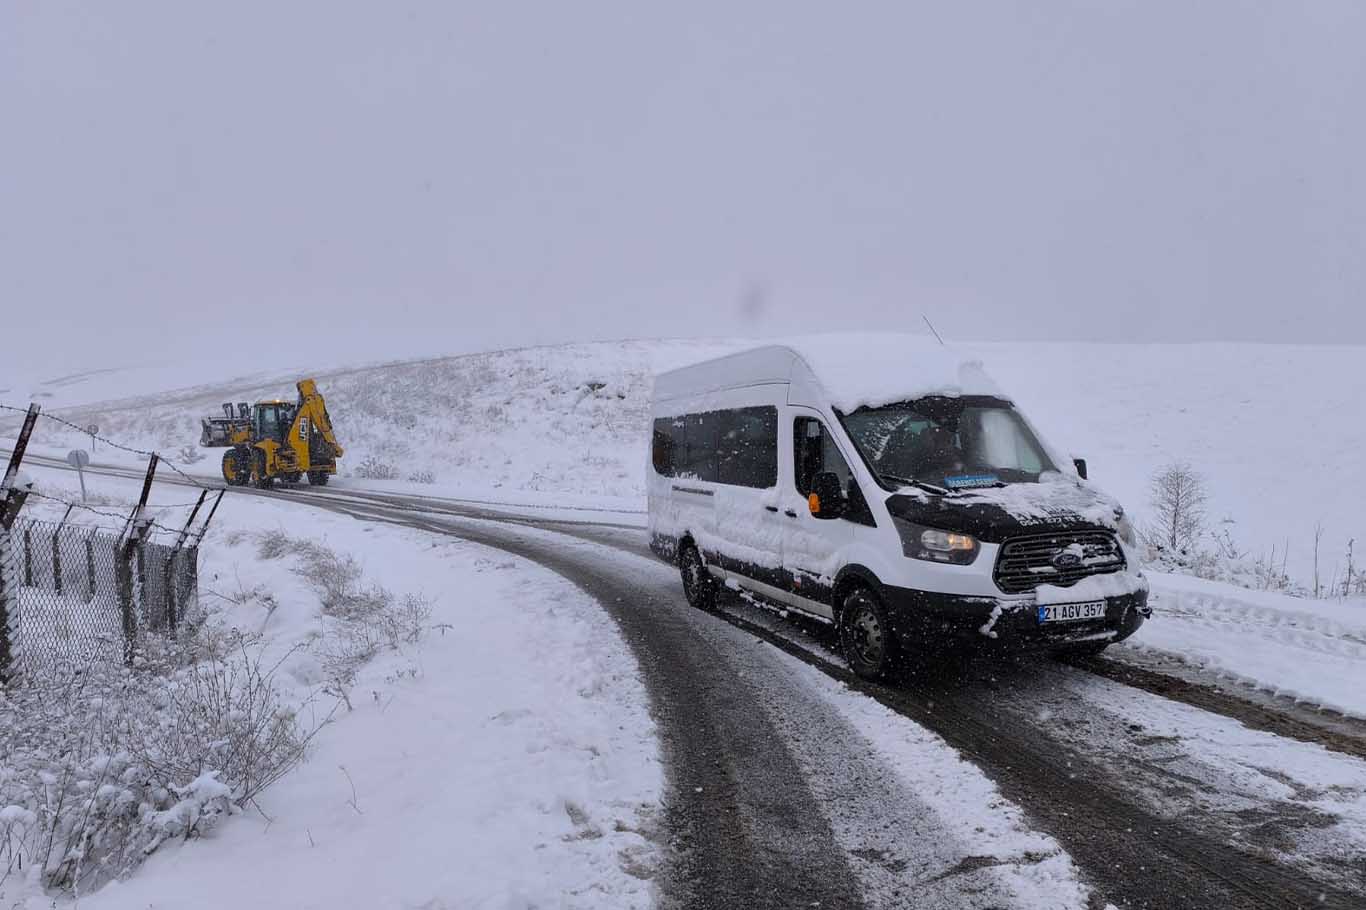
[881,584,1149,653]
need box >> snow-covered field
[5,338,1360,584]
[3,467,663,910]
[2,336,1365,906]
[6,337,1361,716]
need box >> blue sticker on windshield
[944,474,1001,489]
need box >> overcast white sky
[3,2,1363,380]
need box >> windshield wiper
[880,473,953,496]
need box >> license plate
[1037,600,1106,623]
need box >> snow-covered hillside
[6,338,1361,588]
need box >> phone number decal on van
[944,473,1000,489]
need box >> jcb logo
[300,417,310,440]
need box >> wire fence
[0,518,199,680]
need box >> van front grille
[993,531,1125,595]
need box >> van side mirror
[808,472,846,519]
[1073,458,1088,480]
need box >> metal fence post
[22,525,32,587]
[116,537,137,665]
[86,531,97,602]
[52,505,73,597]
[0,528,13,681]
[164,549,178,634]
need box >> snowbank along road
[15,454,1366,909]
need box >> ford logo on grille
[1051,549,1083,570]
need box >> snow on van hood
[779,333,1006,412]
[885,474,1122,544]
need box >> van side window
[651,418,677,475]
[718,407,777,487]
[793,417,852,495]
[653,407,778,488]
[683,413,718,481]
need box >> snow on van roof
[779,333,1006,411]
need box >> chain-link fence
[0,518,199,680]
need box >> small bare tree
[1345,538,1358,598]
[1147,461,1208,553]
[1313,522,1324,598]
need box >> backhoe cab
[200,379,343,489]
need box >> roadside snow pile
[1122,572,1366,717]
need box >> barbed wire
[0,402,217,490]
[22,490,203,540]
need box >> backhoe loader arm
[295,379,344,459]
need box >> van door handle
[784,509,798,518]
[764,505,779,513]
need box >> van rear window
[652,407,777,489]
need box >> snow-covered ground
[1116,571,1366,717]
[3,467,663,910]
[5,338,1360,585]
[5,337,1364,716]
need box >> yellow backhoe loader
[200,379,343,488]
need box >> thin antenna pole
[921,315,946,346]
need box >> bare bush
[122,641,322,809]
[406,470,436,485]
[253,532,434,706]
[354,457,399,480]
[0,635,325,894]
[1145,461,1208,554]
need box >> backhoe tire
[282,472,302,484]
[307,470,330,486]
[252,451,275,490]
[221,449,248,487]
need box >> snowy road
[12,455,1366,908]
[282,488,1366,909]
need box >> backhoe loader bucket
[200,417,246,448]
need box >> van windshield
[840,397,1058,491]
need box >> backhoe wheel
[839,587,899,681]
[282,472,302,484]
[252,450,275,490]
[679,542,717,612]
[221,449,248,487]
[306,470,330,486]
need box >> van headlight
[893,518,980,565]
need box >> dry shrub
[0,630,326,894]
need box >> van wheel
[679,543,717,612]
[839,587,898,680]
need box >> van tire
[679,543,718,612]
[839,587,898,680]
